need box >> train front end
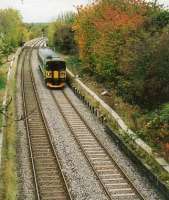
[45,60,66,88]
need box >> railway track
[19,38,147,199]
[20,41,72,199]
[24,37,47,48]
[51,90,146,200]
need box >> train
[38,48,66,88]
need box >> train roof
[39,48,64,62]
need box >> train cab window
[46,61,66,71]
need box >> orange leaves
[164,143,169,152]
[163,143,169,160]
[93,6,144,31]
[76,0,148,29]
[74,0,149,72]
[74,0,146,50]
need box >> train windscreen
[46,61,66,70]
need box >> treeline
[0,9,47,71]
[76,0,169,109]
[48,12,77,54]
[48,0,169,109]
[0,8,30,62]
[48,0,169,153]
[25,23,48,40]
[73,0,169,152]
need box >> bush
[145,103,169,144]
[144,29,169,107]
[48,12,77,54]
[53,25,77,54]
[152,10,169,29]
[0,8,28,55]
[0,77,5,89]
[74,0,169,108]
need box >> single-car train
[38,48,66,88]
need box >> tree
[0,8,27,56]
[48,12,77,54]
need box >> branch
[5,97,12,110]
[0,110,8,118]
[0,96,12,118]
[15,108,36,121]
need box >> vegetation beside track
[48,0,169,161]
[1,82,17,200]
[0,56,17,200]
[0,8,29,199]
[0,8,48,199]
[0,62,8,126]
[0,9,29,60]
[66,70,169,194]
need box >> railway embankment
[0,48,22,199]
[66,68,169,199]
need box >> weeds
[0,59,17,200]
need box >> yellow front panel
[60,71,66,78]
[54,71,59,78]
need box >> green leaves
[0,8,25,58]
[48,12,77,54]
[152,10,169,29]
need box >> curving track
[20,39,72,200]
[51,90,146,200]
[19,38,148,200]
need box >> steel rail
[20,40,72,199]
[21,38,45,198]
[29,48,73,200]
[63,90,146,200]
[51,90,112,200]
[21,47,40,200]
[51,89,146,200]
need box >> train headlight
[46,71,52,78]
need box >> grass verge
[0,62,8,125]
[0,56,17,200]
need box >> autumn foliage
[74,0,169,107]
[48,12,77,54]
[72,0,169,152]
[74,0,149,88]
[48,0,169,154]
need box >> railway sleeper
[88,156,110,160]
[36,159,56,164]
[29,129,47,133]
[36,166,57,171]
[37,172,61,177]
[34,154,54,158]
[31,141,50,145]
[40,191,67,197]
[32,144,51,148]
[94,165,117,170]
[39,180,62,185]
[42,197,67,200]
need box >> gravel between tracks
[31,49,165,200]
[16,49,35,200]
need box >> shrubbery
[74,0,169,109]
[0,9,29,61]
[0,8,29,92]
[144,103,169,159]
[48,12,77,54]
[48,0,169,153]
